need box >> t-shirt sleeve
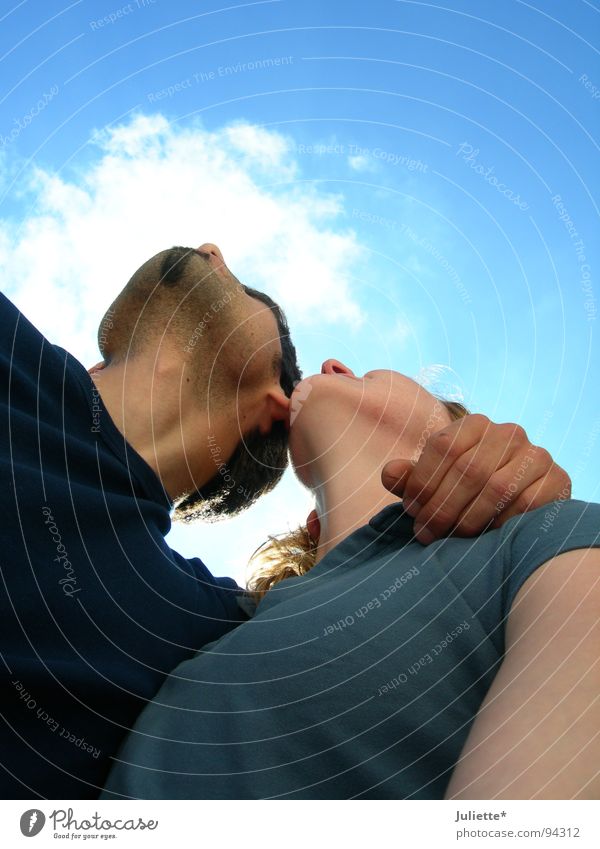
[502,499,600,619]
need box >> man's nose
[321,359,356,377]
[197,243,225,263]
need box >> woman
[103,362,600,799]
[249,362,470,600]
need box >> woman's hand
[381,413,571,544]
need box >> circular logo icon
[19,810,46,837]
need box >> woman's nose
[321,359,356,377]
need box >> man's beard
[173,423,288,522]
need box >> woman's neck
[311,423,414,563]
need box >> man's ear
[306,509,320,544]
[257,387,290,436]
[88,361,106,376]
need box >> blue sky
[1,0,598,582]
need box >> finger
[401,414,492,516]
[411,434,535,541]
[406,417,518,528]
[381,460,413,497]
[447,453,552,537]
[491,464,572,528]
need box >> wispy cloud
[347,153,374,172]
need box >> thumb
[381,459,413,496]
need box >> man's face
[193,243,286,422]
[174,244,294,521]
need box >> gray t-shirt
[103,499,600,799]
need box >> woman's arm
[445,546,600,799]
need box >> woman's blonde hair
[247,398,469,602]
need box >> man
[0,244,296,799]
[0,243,570,799]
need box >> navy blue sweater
[0,292,243,799]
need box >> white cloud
[0,113,364,366]
[223,122,295,177]
[348,153,374,172]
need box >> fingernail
[414,523,434,545]
[403,500,421,516]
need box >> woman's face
[288,359,449,487]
